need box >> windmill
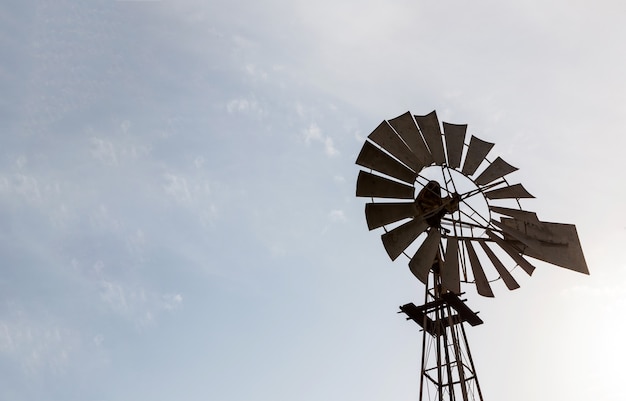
[355,110,588,401]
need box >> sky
[1,1,625,400]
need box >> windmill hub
[414,166,491,238]
[414,180,460,229]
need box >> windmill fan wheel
[355,110,588,297]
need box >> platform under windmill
[355,110,589,401]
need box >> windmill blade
[443,122,466,169]
[368,121,424,172]
[381,218,429,260]
[486,229,536,275]
[441,237,461,294]
[500,220,589,274]
[356,140,418,184]
[474,157,518,186]
[388,112,433,166]
[414,111,446,165]
[477,239,520,290]
[461,135,494,176]
[409,228,441,284]
[490,206,540,223]
[484,183,534,200]
[464,240,494,297]
[356,170,415,199]
[365,202,417,230]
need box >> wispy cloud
[88,123,151,166]
[99,278,183,327]
[323,136,339,157]
[329,209,346,222]
[303,123,322,144]
[0,308,82,375]
[244,63,268,80]
[90,137,118,166]
[303,123,339,157]
[0,173,42,203]
[162,171,219,225]
[226,96,265,116]
[163,173,193,204]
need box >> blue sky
[1,1,625,400]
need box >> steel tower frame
[399,253,485,401]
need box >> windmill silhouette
[355,110,588,401]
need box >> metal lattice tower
[400,256,484,401]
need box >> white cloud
[269,242,287,257]
[303,123,339,157]
[303,123,322,144]
[15,155,27,170]
[99,278,183,327]
[161,293,183,311]
[162,171,219,225]
[329,209,346,222]
[125,228,146,260]
[0,173,43,203]
[89,203,121,232]
[93,334,104,348]
[0,310,81,375]
[89,130,150,166]
[163,173,193,204]
[90,137,118,166]
[295,101,305,118]
[324,136,339,157]
[353,128,367,145]
[231,34,255,50]
[244,63,268,80]
[194,156,205,169]
[226,96,264,116]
